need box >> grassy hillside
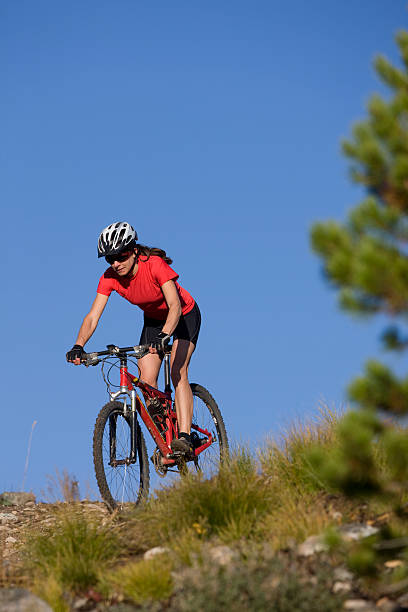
[2,406,407,611]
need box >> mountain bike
[80,343,228,510]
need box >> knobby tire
[93,401,150,511]
[190,383,229,468]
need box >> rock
[73,597,88,609]
[143,546,170,560]
[81,504,106,513]
[0,588,52,611]
[333,581,352,593]
[384,560,404,569]
[5,537,17,544]
[297,523,379,559]
[297,535,328,556]
[0,513,18,524]
[375,597,395,611]
[0,492,36,506]
[334,567,354,581]
[208,545,238,566]
[397,592,408,607]
[340,524,379,542]
[344,599,376,611]
[108,605,139,611]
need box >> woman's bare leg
[138,352,162,387]
[170,339,196,434]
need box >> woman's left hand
[149,331,171,354]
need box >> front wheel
[187,383,228,476]
[93,401,150,510]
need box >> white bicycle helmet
[97,222,138,258]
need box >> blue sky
[2,1,407,499]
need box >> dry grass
[259,491,342,550]
[42,469,81,503]
[120,408,348,557]
[32,576,69,612]
[122,446,278,550]
[259,403,343,493]
[107,557,173,604]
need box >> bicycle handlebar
[80,343,172,367]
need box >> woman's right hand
[66,344,85,365]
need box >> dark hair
[135,243,173,265]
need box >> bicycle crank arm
[161,451,195,464]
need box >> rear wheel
[93,401,149,510]
[183,383,228,476]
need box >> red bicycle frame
[118,353,213,466]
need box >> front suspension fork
[109,389,138,466]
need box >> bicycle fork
[109,388,138,467]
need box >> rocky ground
[0,492,111,611]
[1,492,408,611]
[0,493,110,587]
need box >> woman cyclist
[66,221,201,455]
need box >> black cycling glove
[66,344,84,362]
[150,331,171,353]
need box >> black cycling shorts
[139,302,201,347]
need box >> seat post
[163,353,171,394]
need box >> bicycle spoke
[102,414,136,502]
[94,404,149,509]
[176,385,228,479]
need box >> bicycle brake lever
[83,353,100,367]
[132,346,150,359]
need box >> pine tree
[309,31,408,500]
[311,30,408,417]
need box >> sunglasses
[105,250,133,265]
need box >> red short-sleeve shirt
[97,255,195,320]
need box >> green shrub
[324,526,343,552]
[167,552,344,612]
[347,544,377,576]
